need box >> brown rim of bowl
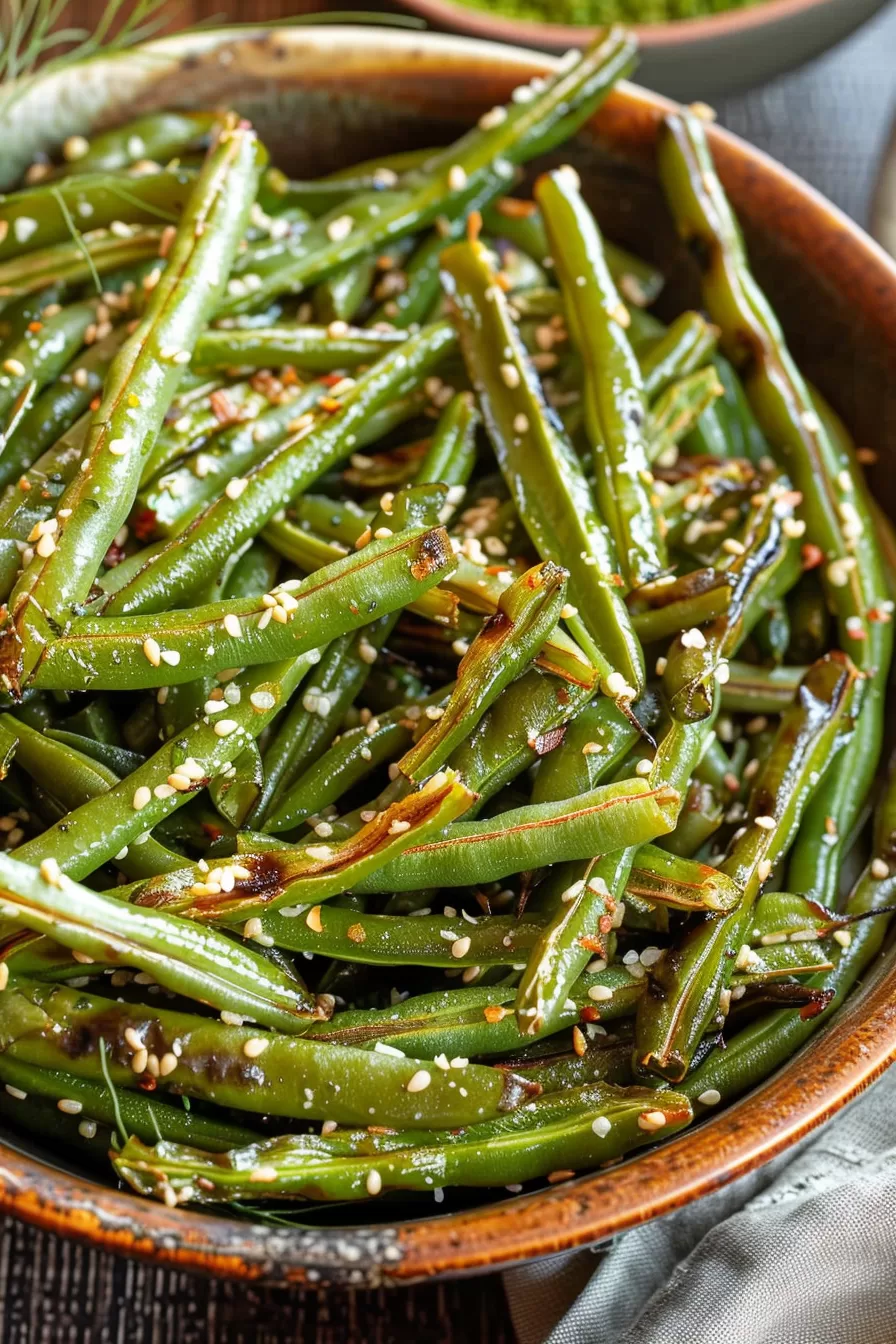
[1,25,896,1288]
[396,0,853,51]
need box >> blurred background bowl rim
[0,20,895,1288]
[393,0,872,49]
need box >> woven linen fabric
[505,5,896,1341]
[504,1065,896,1344]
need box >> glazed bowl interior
[2,24,896,1287]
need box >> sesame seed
[213,719,238,737]
[680,626,707,650]
[108,438,127,456]
[243,1037,268,1059]
[142,637,161,667]
[833,929,851,948]
[242,918,263,939]
[698,1089,722,1106]
[63,134,90,161]
[39,857,62,886]
[448,165,467,191]
[513,413,529,434]
[225,477,248,500]
[57,1099,83,1115]
[757,859,773,883]
[478,105,507,130]
[2,358,25,377]
[592,1115,612,1137]
[159,1053,178,1077]
[635,758,653,777]
[637,1110,669,1132]
[406,1069,431,1093]
[782,517,806,539]
[871,858,889,879]
[754,815,776,830]
[131,1049,148,1075]
[451,936,472,959]
[587,984,614,1002]
[500,363,520,388]
[326,215,354,242]
[160,649,180,667]
[604,671,626,697]
[366,1169,382,1195]
[13,217,37,244]
[223,613,242,638]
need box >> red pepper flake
[89,395,101,411]
[318,396,342,414]
[132,509,158,543]
[209,388,238,425]
[466,210,482,244]
[17,477,30,492]
[856,447,878,465]
[103,541,126,569]
[483,1004,506,1024]
[547,1169,575,1184]
[578,934,604,953]
[598,914,613,936]
[609,573,624,587]
[801,542,824,570]
[580,1004,600,1023]
[571,1025,586,1057]
[346,922,367,944]
[201,822,223,842]
[868,608,892,624]
[495,270,513,292]
[27,320,42,333]
[137,1077,157,1092]
[496,196,537,220]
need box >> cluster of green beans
[0,27,892,1219]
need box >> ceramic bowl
[393,0,891,100]
[2,24,896,1288]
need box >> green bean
[191,324,407,373]
[13,651,320,880]
[0,853,330,1029]
[640,311,719,400]
[442,236,642,697]
[635,652,859,1081]
[31,525,454,691]
[0,322,126,490]
[0,1055,257,1152]
[720,661,804,714]
[647,366,725,465]
[0,229,162,302]
[125,768,474,922]
[0,121,265,694]
[661,474,802,722]
[113,1082,691,1204]
[100,322,457,618]
[482,197,665,308]
[0,169,196,262]
[658,109,893,893]
[400,561,567,783]
[353,775,678,894]
[58,113,219,175]
[0,980,534,1129]
[536,168,665,587]
[216,31,637,317]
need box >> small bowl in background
[394,0,891,100]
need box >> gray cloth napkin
[504,7,896,1340]
[504,1066,896,1344]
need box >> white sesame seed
[451,936,472,959]
[223,613,242,639]
[698,1089,722,1106]
[108,438,128,456]
[833,929,851,948]
[243,1037,268,1059]
[681,627,707,650]
[326,215,354,242]
[406,1069,431,1093]
[57,1098,83,1115]
[160,649,180,667]
[871,858,890,879]
[587,984,614,1002]
[637,1110,669,1132]
[500,362,520,388]
[142,637,161,667]
[366,1169,382,1195]
[447,165,467,191]
[592,1115,612,1137]
[213,719,238,737]
[225,477,248,500]
[754,815,776,830]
